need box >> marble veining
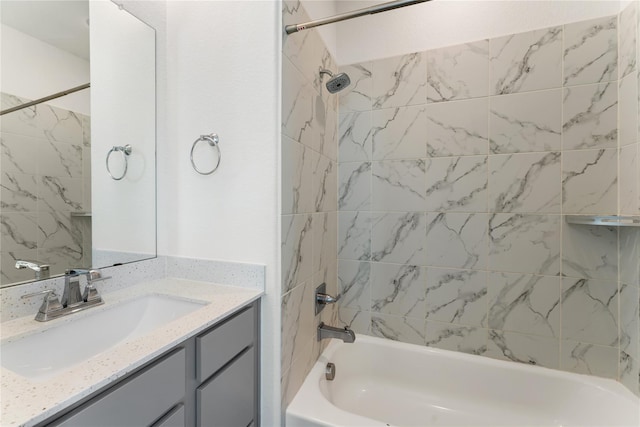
[487,330,559,368]
[618,1,637,79]
[560,341,619,378]
[425,156,487,212]
[371,263,426,319]
[491,27,562,95]
[562,148,617,214]
[338,211,371,261]
[338,260,370,310]
[425,322,487,355]
[488,273,560,337]
[562,223,618,281]
[372,53,426,110]
[281,214,313,294]
[371,106,426,160]
[489,152,561,213]
[426,98,489,157]
[339,111,372,162]
[562,82,618,150]
[371,313,425,345]
[338,162,371,211]
[425,213,488,270]
[427,41,489,103]
[425,268,487,327]
[489,90,562,154]
[371,212,426,265]
[338,62,373,113]
[563,16,618,86]
[372,160,426,212]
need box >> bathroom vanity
[1,278,262,427]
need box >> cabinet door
[197,347,255,427]
[152,404,185,427]
[52,349,186,427]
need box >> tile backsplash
[337,2,640,396]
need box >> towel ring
[106,144,132,181]
[190,133,221,175]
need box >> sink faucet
[15,260,50,279]
[317,322,356,343]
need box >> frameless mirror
[0,0,156,287]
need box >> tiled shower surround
[0,93,91,284]
[281,0,640,407]
[336,3,640,396]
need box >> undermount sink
[1,294,207,380]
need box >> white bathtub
[286,335,640,426]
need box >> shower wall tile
[338,260,370,310]
[320,101,338,161]
[562,82,618,150]
[619,1,638,79]
[563,16,618,86]
[37,104,83,145]
[620,143,639,215]
[281,280,315,375]
[620,283,639,360]
[371,313,425,345]
[425,97,489,157]
[619,72,638,147]
[371,52,427,110]
[425,322,488,355]
[338,62,373,112]
[563,223,617,281]
[489,90,562,154]
[37,210,82,253]
[338,211,371,261]
[38,176,83,213]
[619,227,640,286]
[488,152,561,214]
[81,114,90,148]
[282,57,315,148]
[312,152,337,212]
[338,162,371,211]
[282,136,313,214]
[488,273,560,338]
[1,134,38,175]
[1,212,38,252]
[372,160,426,212]
[562,148,617,215]
[490,26,563,95]
[425,213,488,270]
[1,172,38,213]
[560,341,619,379]
[561,277,618,347]
[620,352,640,396]
[337,306,371,335]
[425,155,488,213]
[371,105,426,160]
[281,214,313,294]
[371,263,426,319]
[487,330,560,369]
[371,212,426,265]
[426,40,490,103]
[312,212,337,277]
[425,268,487,327]
[339,111,372,162]
[488,214,561,276]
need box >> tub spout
[318,322,356,343]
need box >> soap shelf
[565,215,640,227]
[71,212,92,218]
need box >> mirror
[0,0,156,287]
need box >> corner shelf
[71,212,92,218]
[565,215,640,227]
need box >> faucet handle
[21,290,63,321]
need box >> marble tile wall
[281,0,339,410]
[0,93,92,285]
[337,3,640,395]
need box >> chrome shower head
[320,69,351,94]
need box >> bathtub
[286,335,640,427]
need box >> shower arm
[285,0,431,35]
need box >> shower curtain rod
[0,83,90,116]
[285,0,431,35]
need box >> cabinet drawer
[197,347,255,427]
[196,305,254,382]
[54,349,186,427]
[152,404,185,427]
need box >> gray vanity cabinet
[41,302,259,427]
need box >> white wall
[164,2,281,425]
[90,0,156,258]
[0,24,90,114]
[333,0,623,64]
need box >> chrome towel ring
[190,133,221,175]
[106,144,132,181]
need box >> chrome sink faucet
[22,269,108,322]
[318,322,356,343]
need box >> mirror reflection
[0,0,156,287]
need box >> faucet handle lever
[21,290,63,321]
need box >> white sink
[1,294,207,380]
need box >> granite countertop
[0,278,263,427]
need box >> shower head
[319,69,351,94]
